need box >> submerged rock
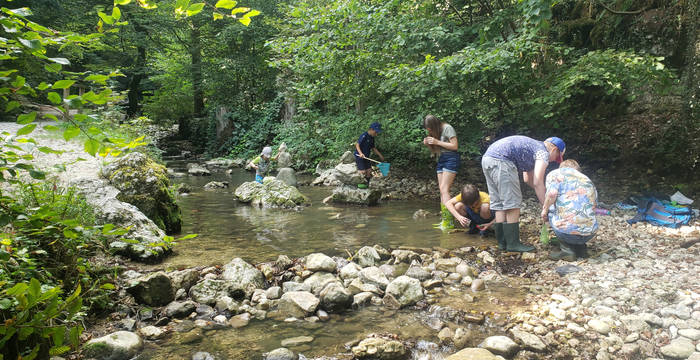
[234,179,309,208]
[351,336,406,360]
[446,348,500,360]
[83,331,143,360]
[331,185,382,206]
[203,181,229,191]
[263,348,297,360]
[102,152,182,233]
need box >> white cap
[261,146,272,157]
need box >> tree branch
[598,0,646,15]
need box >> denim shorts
[436,151,460,174]
[255,174,264,184]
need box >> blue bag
[627,197,693,228]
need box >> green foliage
[0,183,122,359]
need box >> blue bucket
[377,162,390,176]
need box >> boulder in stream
[83,331,143,360]
[187,163,211,176]
[384,275,423,308]
[351,336,407,360]
[203,181,229,191]
[221,258,264,299]
[234,179,309,208]
[276,167,297,187]
[126,271,174,306]
[102,152,182,233]
[331,185,382,206]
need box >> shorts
[482,156,521,210]
[255,174,264,184]
[464,206,494,232]
[436,151,460,174]
[355,155,371,171]
[553,229,596,245]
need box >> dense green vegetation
[0,0,697,358]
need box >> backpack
[627,197,693,228]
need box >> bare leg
[438,171,456,204]
[505,208,520,223]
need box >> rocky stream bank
[4,123,698,360]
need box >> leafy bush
[0,183,122,359]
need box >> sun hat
[545,137,565,163]
[370,122,382,134]
[261,146,272,157]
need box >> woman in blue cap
[481,136,565,252]
[354,122,385,187]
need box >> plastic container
[594,208,611,215]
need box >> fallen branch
[680,238,700,249]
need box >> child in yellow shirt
[445,184,495,235]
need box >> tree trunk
[191,22,204,117]
[680,0,698,124]
[127,44,146,118]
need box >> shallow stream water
[138,159,529,359]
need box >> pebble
[281,336,314,347]
[566,323,586,335]
[471,279,485,292]
[624,333,639,343]
[660,338,695,359]
[588,319,611,335]
[678,328,700,341]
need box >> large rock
[334,163,363,185]
[168,269,200,294]
[83,331,143,360]
[384,276,423,308]
[340,262,362,280]
[126,272,174,306]
[319,282,352,312]
[276,168,297,187]
[205,158,236,169]
[311,168,341,186]
[305,253,337,272]
[351,337,406,360]
[331,185,382,206]
[359,267,390,290]
[303,272,339,296]
[189,279,232,305]
[72,179,169,263]
[509,329,546,352]
[356,246,381,267]
[234,179,309,208]
[479,336,519,357]
[187,163,211,176]
[446,348,500,360]
[339,151,355,164]
[102,152,182,233]
[221,258,264,299]
[203,181,229,191]
[277,291,320,318]
[164,300,197,318]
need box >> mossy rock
[102,152,182,234]
[234,179,309,208]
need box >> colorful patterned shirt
[484,135,549,172]
[546,167,598,236]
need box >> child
[445,184,495,235]
[249,146,279,184]
[354,122,385,188]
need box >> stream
[138,158,530,359]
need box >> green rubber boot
[549,241,576,261]
[493,222,506,250]
[433,204,455,231]
[503,222,535,252]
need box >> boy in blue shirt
[354,122,385,188]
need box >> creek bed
[136,160,530,359]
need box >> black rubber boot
[504,222,535,252]
[572,243,588,259]
[493,222,506,250]
[549,241,576,261]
